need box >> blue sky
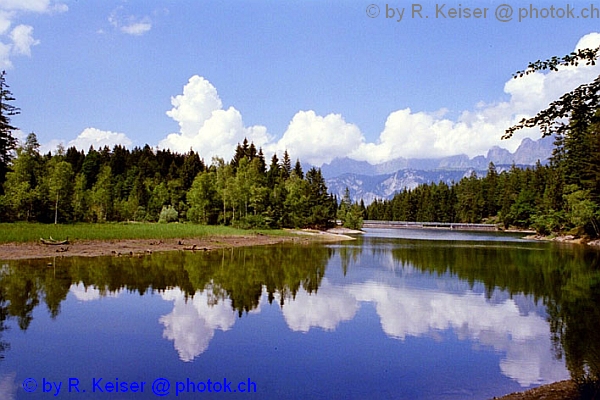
[2,0,600,166]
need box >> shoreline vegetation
[3,221,600,260]
[524,233,600,247]
[0,222,356,260]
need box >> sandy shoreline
[0,230,355,261]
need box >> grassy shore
[0,222,289,244]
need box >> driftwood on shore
[182,244,208,251]
[40,237,69,245]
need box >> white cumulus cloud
[120,21,151,36]
[66,127,133,151]
[280,278,359,332]
[160,288,236,362]
[268,111,364,167]
[0,373,17,400]
[278,279,568,387]
[69,283,121,302]
[345,283,569,386]
[263,32,600,165]
[157,33,600,166]
[0,42,11,69]
[0,11,12,34]
[1,0,52,13]
[159,75,271,159]
[349,32,600,163]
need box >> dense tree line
[365,150,599,237]
[0,135,337,229]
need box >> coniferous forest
[364,156,599,237]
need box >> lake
[1,228,599,399]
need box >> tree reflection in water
[0,239,599,385]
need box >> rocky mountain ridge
[324,136,554,204]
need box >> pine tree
[267,153,280,188]
[0,71,20,190]
[305,167,335,229]
[293,159,304,179]
[256,148,267,175]
[281,150,292,179]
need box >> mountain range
[323,136,554,204]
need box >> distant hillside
[322,136,553,204]
[321,136,553,179]
[326,169,477,205]
[326,165,527,204]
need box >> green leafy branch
[503,46,600,140]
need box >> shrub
[158,205,178,223]
[575,370,600,400]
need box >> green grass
[0,222,290,244]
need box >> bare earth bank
[491,380,579,400]
[524,234,600,248]
[0,231,354,261]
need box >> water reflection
[280,278,359,332]
[0,234,599,394]
[70,283,121,301]
[159,288,236,362]
[0,372,17,400]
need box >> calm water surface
[1,228,599,399]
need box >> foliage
[563,186,600,236]
[337,187,363,230]
[187,170,219,224]
[364,159,600,235]
[158,205,178,223]
[503,45,600,140]
[575,371,600,400]
[0,74,330,229]
[0,137,335,230]
[48,159,74,224]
